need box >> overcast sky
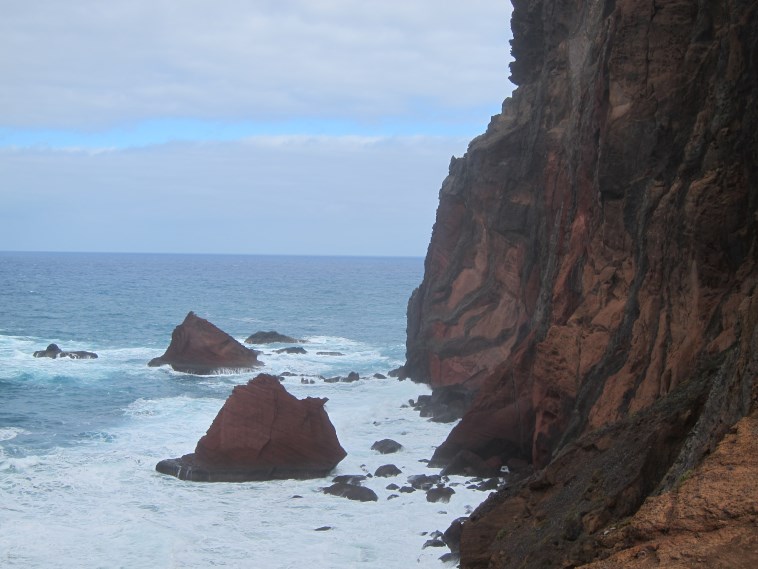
[1,0,513,256]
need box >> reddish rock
[405,0,758,470]
[149,311,261,374]
[403,0,758,567]
[155,374,346,481]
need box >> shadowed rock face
[148,311,261,374]
[156,374,347,481]
[404,1,758,567]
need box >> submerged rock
[274,346,307,355]
[148,312,260,374]
[33,343,98,359]
[155,374,346,481]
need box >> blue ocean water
[0,252,483,568]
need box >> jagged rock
[155,374,346,481]
[371,439,402,454]
[274,347,307,355]
[407,474,441,490]
[374,464,402,477]
[407,0,758,562]
[33,343,98,359]
[443,517,466,554]
[244,331,302,344]
[341,372,360,383]
[148,312,260,374]
[322,482,378,502]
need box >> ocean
[0,252,483,568]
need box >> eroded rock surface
[404,0,758,567]
[156,374,346,481]
[33,343,98,359]
[149,311,261,374]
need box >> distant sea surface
[0,252,480,568]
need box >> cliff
[406,0,758,566]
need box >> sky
[0,0,514,257]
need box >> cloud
[0,0,513,131]
[0,135,469,256]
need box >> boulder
[155,374,346,481]
[322,482,378,502]
[33,343,98,359]
[374,464,402,477]
[371,439,403,454]
[148,312,260,374]
[426,486,455,503]
[274,347,307,355]
[244,331,302,344]
[341,372,360,383]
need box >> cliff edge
[406,0,758,566]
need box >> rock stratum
[405,0,758,567]
[156,374,346,481]
[149,311,261,374]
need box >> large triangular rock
[156,374,347,481]
[148,311,261,374]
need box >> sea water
[0,252,487,568]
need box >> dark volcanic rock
[155,374,346,481]
[322,482,378,502]
[33,343,98,359]
[374,464,402,477]
[407,474,441,490]
[274,346,307,355]
[439,449,501,478]
[373,373,387,379]
[341,372,360,383]
[426,486,455,503]
[332,474,367,485]
[371,439,403,454]
[244,331,302,344]
[148,312,260,374]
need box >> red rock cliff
[407,0,757,468]
[406,1,758,565]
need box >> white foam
[0,376,490,568]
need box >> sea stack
[148,311,261,374]
[405,0,758,567]
[156,374,347,481]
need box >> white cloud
[0,135,470,255]
[0,0,513,130]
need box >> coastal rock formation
[149,312,261,374]
[404,0,758,567]
[156,374,346,481]
[245,331,302,344]
[33,343,98,359]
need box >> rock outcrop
[156,374,346,481]
[405,0,758,567]
[33,343,98,359]
[149,312,261,374]
[245,331,302,344]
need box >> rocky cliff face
[406,0,758,566]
